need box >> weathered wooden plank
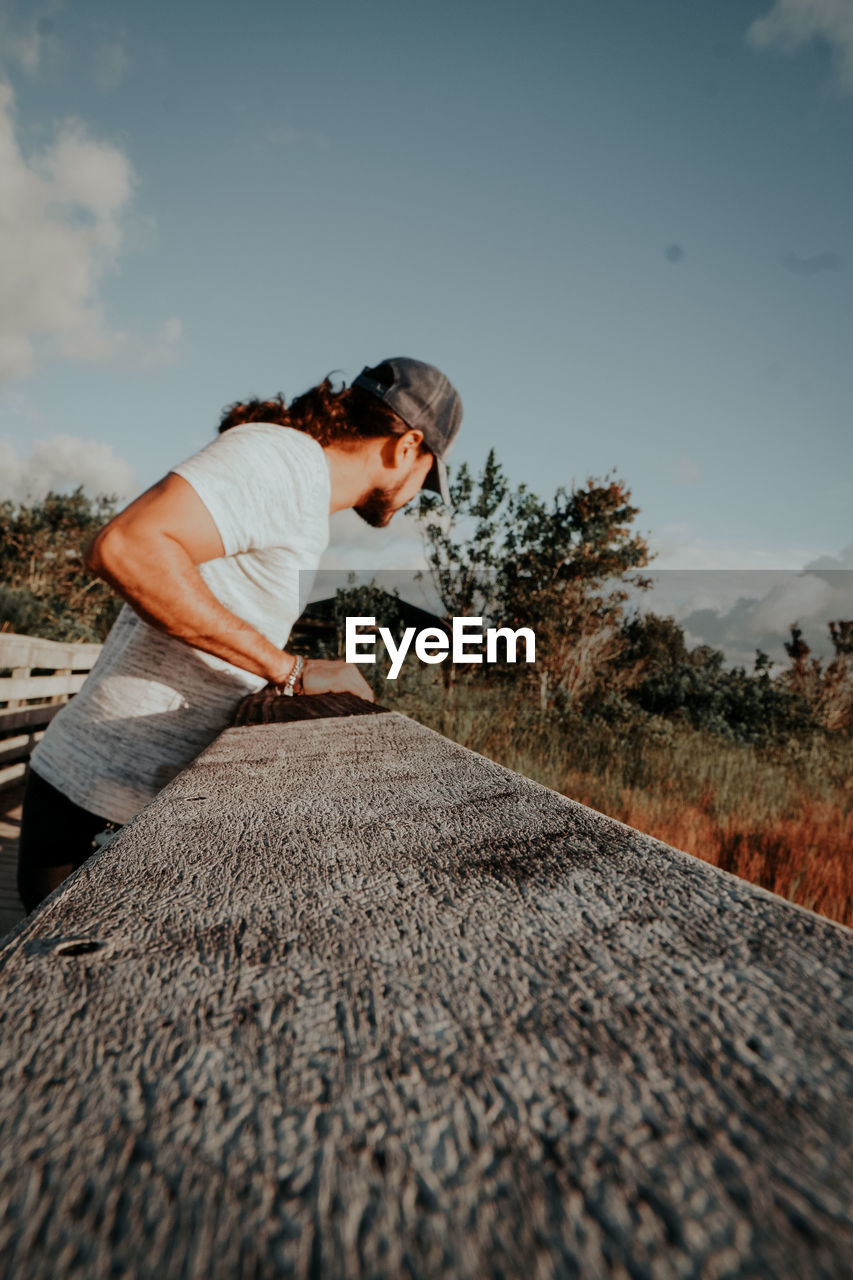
[0,731,45,769]
[3,667,28,711]
[0,762,26,792]
[0,783,25,938]
[0,634,102,671]
[232,687,388,725]
[0,711,850,1279]
[0,703,63,734]
[0,673,87,703]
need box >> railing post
[7,667,29,711]
[50,668,71,705]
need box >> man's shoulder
[174,423,327,494]
[224,424,324,483]
[221,422,311,446]
[170,422,329,557]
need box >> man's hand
[298,659,375,702]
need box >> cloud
[743,571,845,637]
[0,81,179,379]
[0,387,42,427]
[804,542,853,571]
[319,508,430,574]
[310,509,444,607]
[780,249,843,276]
[265,122,330,150]
[627,557,853,669]
[0,80,135,381]
[649,525,820,571]
[747,0,853,91]
[136,316,184,369]
[683,570,853,666]
[230,104,331,153]
[93,30,129,91]
[0,3,62,75]
[0,434,135,502]
[632,530,853,665]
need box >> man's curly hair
[218,374,427,453]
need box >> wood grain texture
[0,782,25,938]
[232,688,389,726]
[0,703,63,735]
[0,634,102,671]
[0,673,88,703]
[0,712,851,1279]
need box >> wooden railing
[0,633,102,791]
[0,691,850,1277]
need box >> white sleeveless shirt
[30,423,331,823]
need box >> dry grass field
[385,676,853,929]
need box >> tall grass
[379,671,853,928]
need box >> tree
[408,450,509,692]
[829,620,853,657]
[612,615,821,744]
[822,621,853,733]
[0,488,121,642]
[497,474,652,708]
[409,452,653,708]
[331,578,405,689]
[409,449,508,623]
[780,621,853,734]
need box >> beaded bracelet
[281,654,305,697]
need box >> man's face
[354,448,434,528]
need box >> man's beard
[354,483,404,528]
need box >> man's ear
[382,429,424,468]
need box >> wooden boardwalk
[0,632,103,940]
[0,705,851,1278]
[0,782,25,940]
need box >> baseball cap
[352,357,462,503]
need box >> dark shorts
[17,767,122,914]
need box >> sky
[1,0,851,665]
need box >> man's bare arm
[85,473,374,699]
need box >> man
[18,357,463,912]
